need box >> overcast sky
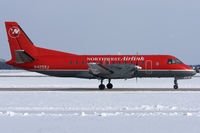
[0,0,199,64]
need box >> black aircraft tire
[174,85,178,89]
[99,84,105,90]
[107,83,113,89]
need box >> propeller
[134,51,142,83]
[135,52,139,83]
[136,51,138,65]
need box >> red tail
[5,22,38,63]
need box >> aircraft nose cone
[190,69,197,76]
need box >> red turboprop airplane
[5,22,196,90]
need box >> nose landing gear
[173,78,178,89]
[98,79,113,90]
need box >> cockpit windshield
[167,59,182,64]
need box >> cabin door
[145,60,152,74]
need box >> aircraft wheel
[107,83,113,89]
[174,78,178,89]
[174,85,178,89]
[99,84,105,90]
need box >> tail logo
[8,27,20,38]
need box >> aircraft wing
[88,62,142,78]
[88,63,113,76]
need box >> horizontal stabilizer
[15,50,35,64]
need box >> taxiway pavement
[0,88,200,91]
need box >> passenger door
[145,60,152,74]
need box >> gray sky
[0,0,199,64]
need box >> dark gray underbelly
[32,70,195,79]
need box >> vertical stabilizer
[5,22,38,63]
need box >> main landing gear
[99,79,113,90]
[99,79,105,90]
[173,78,178,89]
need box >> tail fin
[5,22,37,64]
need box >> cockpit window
[175,59,182,64]
[167,59,172,64]
[167,59,182,64]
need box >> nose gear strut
[174,78,178,89]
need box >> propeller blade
[135,51,139,83]
[136,51,138,65]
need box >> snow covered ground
[1,91,200,133]
[0,70,200,133]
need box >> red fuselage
[7,47,195,79]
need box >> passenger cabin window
[75,61,78,64]
[112,61,115,64]
[130,61,133,64]
[141,61,144,65]
[167,59,182,64]
[156,62,159,66]
[99,61,102,64]
[81,61,84,65]
[118,61,121,64]
[124,61,127,64]
[69,61,72,65]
